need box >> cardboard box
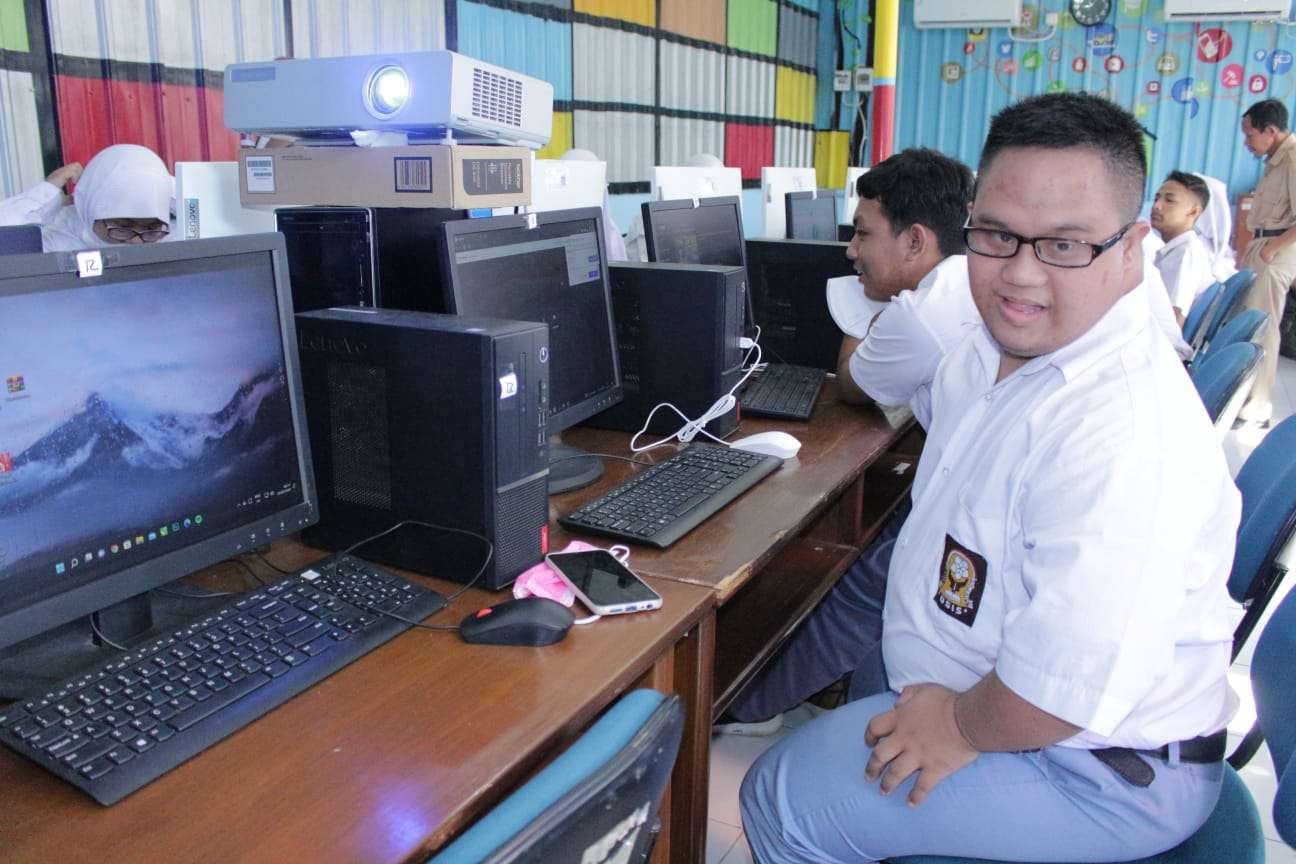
[238,144,531,209]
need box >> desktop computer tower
[295,307,550,590]
[277,207,464,314]
[745,239,855,371]
[587,261,746,437]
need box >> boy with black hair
[1151,170,1216,323]
[742,92,1238,864]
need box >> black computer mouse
[459,597,575,646]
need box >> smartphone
[545,550,664,616]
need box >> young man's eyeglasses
[963,222,1134,269]
[103,222,170,243]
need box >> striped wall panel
[659,116,724,166]
[660,41,725,114]
[573,22,655,106]
[775,66,814,124]
[537,110,574,160]
[774,124,813,167]
[574,0,655,27]
[574,109,654,183]
[727,0,776,57]
[0,0,28,51]
[725,122,773,179]
[814,129,848,189]
[289,0,446,58]
[777,5,816,69]
[457,2,572,101]
[0,69,44,196]
[727,54,775,120]
[659,0,725,45]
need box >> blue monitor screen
[0,252,305,600]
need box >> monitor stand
[0,585,229,700]
[548,441,604,495]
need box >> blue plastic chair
[1197,268,1257,351]
[1191,341,1263,428]
[1182,281,1222,346]
[428,689,683,864]
[1192,309,1269,370]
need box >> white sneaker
[712,713,784,736]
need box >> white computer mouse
[729,431,802,459]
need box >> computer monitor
[175,161,279,239]
[528,158,607,212]
[0,225,42,255]
[438,208,622,494]
[842,166,869,224]
[652,165,743,202]
[785,191,838,241]
[641,196,746,269]
[745,238,855,371]
[0,234,317,694]
[760,166,818,239]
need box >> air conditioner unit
[1163,0,1291,20]
[914,0,1023,28]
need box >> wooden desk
[1,548,715,864]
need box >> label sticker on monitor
[75,250,102,278]
[244,156,276,193]
[499,372,518,399]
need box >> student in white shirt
[0,162,82,228]
[742,92,1238,863]
[718,148,976,731]
[1151,170,1217,323]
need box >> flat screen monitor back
[0,234,316,693]
[641,197,745,269]
[529,159,606,212]
[0,225,41,255]
[785,191,838,241]
[652,166,742,202]
[438,208,622,493]
[745,238,854,371]
[760,166,817,240]
[175,161,279,239]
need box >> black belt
[1091,730,1227,787]
[1254,227,1290,238]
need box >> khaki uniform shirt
[1247,132,1296,232]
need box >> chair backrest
[1191,341,1263,425]
[428,689,684,864]
[1251,580,1296,846]
[1183,281,1222,345]
[1228,415,1296,657]
[1200,268,1257,348]
[1194,309,1270,370]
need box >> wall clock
[1069,0,1112,27]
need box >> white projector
[223,51,554,149]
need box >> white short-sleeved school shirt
[848,254,979,429]
[1155,230,1216,317]
[1142,231,1194,360]
[884,282,1240,750]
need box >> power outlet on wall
[833,69,852,91]
[853,66,873,92]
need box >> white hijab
[42,144,174,251]
[1192,173,1238,283]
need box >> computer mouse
[729,431,801,459]
[459,597,575,646]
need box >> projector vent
[471,67,523,128]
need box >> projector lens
[368,66,409,115]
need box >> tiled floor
[706,356,1296,863]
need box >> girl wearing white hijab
[1193,172,1238,283]
[0,144,174,251]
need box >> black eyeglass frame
[962,221,1135,269]
[103,223,171,243]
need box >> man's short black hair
[978,92,1147,223]
[855,147,974,257]
[1164,170,1210,211]
[1243,99,1289,133]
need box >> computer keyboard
[739,363,826,421]
[0,554,445,806]
[559,443,783,548]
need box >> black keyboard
[739,363,826,421]
[0,554,445,805]
[559,443,783,548]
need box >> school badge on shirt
[934,534,987,626]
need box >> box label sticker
[499,372,518,400]
[462,158,525,195]
[75,250,102,278]
[245,156,275,193]
[393,157,433,192]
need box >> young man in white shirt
[716,149,976,731]
[741,92,1239,863]
[1151,170,1216,324]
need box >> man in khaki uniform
[1238,99,1296,426]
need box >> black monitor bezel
[0,224,42,256]
[436,207,623,434]
[0,234,319,650]
[641,196,747,271]
[784,190,837,241]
